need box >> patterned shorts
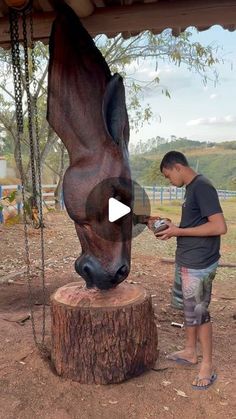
[172,262,218,326]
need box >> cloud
[127,66,166,80]
[209,93,218,100]
[126,62,191,87]
[186,115,236,126]
[148,70,161,78]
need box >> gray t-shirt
[176,174,223,269]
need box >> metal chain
[29,10,46,349]
[9,7,36,345]
[9,8,47,354]
[9,11,24,136]
[22,11,38,205]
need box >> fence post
[0,185,3,223]
[152,186,156,203]
[175,187,178,200]
[169,187,172,202]
[60,190,65,210]
[160,187,163,204]
[17,185,21,216]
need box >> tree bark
[51,281,158,384]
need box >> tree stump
[51,281,158,384]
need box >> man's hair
[160,151,189,172]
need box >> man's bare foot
[166,349,198,365]
[192,362,214,387]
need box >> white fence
[138,186,236,203]
[0,184,64,223]
[1,184,236,223]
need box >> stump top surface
[52,281,147,308]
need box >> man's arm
[155,213,227,240]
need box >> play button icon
[108,198,131,222]
[85,177,151,241]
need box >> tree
[0,43,58,188]
[140,158,168,186]
[96,29,221,131]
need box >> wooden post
[51,282,158,384]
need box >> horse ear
[102,74,129,145]
[47,2,111,153]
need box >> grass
[220,199,236,222]
[151,201,182,223]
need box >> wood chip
[174,388,188,398]
[162,380,171,387]
[220,296,236,301]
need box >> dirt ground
[0,211,235,419]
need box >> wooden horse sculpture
[48,5,158,383]
[47,3,132,290]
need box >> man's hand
[155,222,179,240]
[144,216,173,236]
[145,216,160,231]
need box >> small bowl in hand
[153,218,170,233]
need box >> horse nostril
[83,265,91,278]
[79,263,94,288]
[115,265,129,282]
[120,265,128,275]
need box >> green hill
[130,139,236,190]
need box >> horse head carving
[47,3,132,290]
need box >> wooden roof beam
[0,0,236,48]
[65,0,94,17]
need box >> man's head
[160,151,192,187]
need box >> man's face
[162,165,184,187]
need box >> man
[149,151,227,390]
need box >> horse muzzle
[75,254,130,290]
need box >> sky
[128,26,236,145]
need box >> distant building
[0,157,7,178]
